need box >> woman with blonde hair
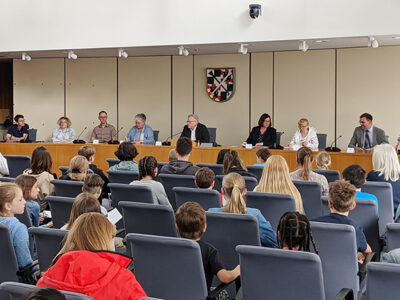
[51,117,76,143]
[37,213,147,300]
[290,147,329,196]
[316,151,331,170]
[60,155,89,181]
[209,173,277,247]
[367,144,400,213]
[288,118,318,150]
[254,155,304,214]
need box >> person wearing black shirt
[5,114,29,141]
[244,113,276,147]
[180,114,210,144]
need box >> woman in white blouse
[288,118,319,151]
[52,117,76,143]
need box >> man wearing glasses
[180,114,210,144]
[90,111,117,142]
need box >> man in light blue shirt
[125,113,155,144]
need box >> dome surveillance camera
[249,4,261,19]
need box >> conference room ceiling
[1,35,400,60]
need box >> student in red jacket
[37,212,147,300]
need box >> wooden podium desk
[0,142,374,178]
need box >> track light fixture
[299,40,309,52]
[68,50,78,60]
[22,52,31,61]
[178,46,189,56]
[238,43,248,55]
[368,37,379,48]
[118,48,128,58]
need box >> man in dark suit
[348,113,388,150]
[180,114,210,144]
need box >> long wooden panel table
[0,143,374,178]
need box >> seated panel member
[125,113,155,144]
[348,113,388,151]
[90,111,117,142]
[288,118,318,151]
[51,117,76,143]
[244,113,277,147]
[5,114,29,141]
[180,114,210,144]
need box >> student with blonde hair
[316,151,331,170]
[37,213,147,300]
[254,155,304,214]
[288,118,318,150]
[290,147,329,196]
[209,173,277,248]
[60,155,89,182]
[62,193,101,230]
[367,143,400,213]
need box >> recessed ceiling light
[313,40,327,43]
[393,36,400,40]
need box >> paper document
[107,208,123,225]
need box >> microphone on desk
[73,127,87,144]
[162,131,182,146]
[108,127,123,144]
[325,135,342,152]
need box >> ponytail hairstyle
[296,147,313,180]
[277,211,318,254]
[68,155,89,181]
[138,155,158,180]
[223,150,247,174]
[316,151,331,170]
[222,173,247,214]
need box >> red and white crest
[206,68,235,102]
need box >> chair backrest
[293,180,322,219]
[157,162,168,172]
[3,155,31,178]
[312,169,340,183]
[108,183,155,208]
[276,131,283,146]
[126,233,207,300]
[46,196,75,229]
[28,227,68,272]
[245,191,296,230]
[317,133,327,149]
[215,175,258,194]
[236,246,325,300]
[367,262,400,300]
[15,208,34,257]
[0,224,19,283]
[153,130,159,141]
[196,163,224,175]
[59,166,69,176]
[106,158,120,168]
[362,181,394,236]
[386,223,400,251]
[158,174,196,210]
[106,170,139,184]
[246,166,264,181]
[173,187,221,211]
[119,201,177,237]
[27,128,37,142]
[207,127,216,143]
[321,196,330,215]
[310,222,358,300]
[0,281,94,299]
[0,177,14,182]
[50,180,83,198]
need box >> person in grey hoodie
[160,137,200,175]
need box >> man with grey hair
[125,113,155,144]
[180,114,210,144]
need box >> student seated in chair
[254,148,271,167]
[175,201,240,295]
[312,180,372,263]
[195,167,215,190]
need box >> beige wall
[13,58,64,141]
[13,46,400,148]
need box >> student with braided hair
[130,155,171,207]
[209,172,278,248]
[277,211,318,253]
[290,146,329,195]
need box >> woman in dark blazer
[245,113,277,147]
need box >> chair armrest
[207,277,239,300]
[334,288,353,300]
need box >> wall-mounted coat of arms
[206,68,235,102]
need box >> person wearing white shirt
[288,118,319,151]
[51,117,76,143]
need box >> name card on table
[347,148,355,153]
[292,145,300,151]
[155,141,162,146]
[93,139,99,144]
[245,144,253,149]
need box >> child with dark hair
[223,150,257,179]
[195,167,215,189]
[109,142,139,172]
[175,202,240,293]
[14,175,41,227]
[277,211,318,253]
[216,149,229,165]
[254,148,271,166]
[130,156,171,207]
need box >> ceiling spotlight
[118,48,128,58]
[368,37,379,48]
[299,40,309,52]
[178,46,189,56]
[238,43,248,55]
[68,50,77,60]
[22,52,31,61]
[313,40,327,43]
